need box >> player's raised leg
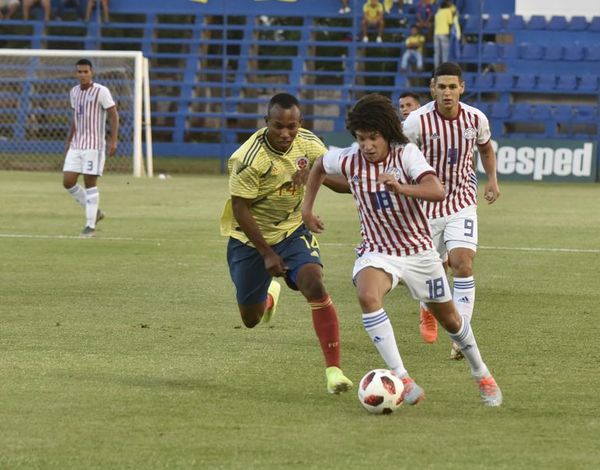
[356,266,424,405]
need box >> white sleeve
[477,111,491,145]
[403,143,436,182]
[98,87,116,109]
[70,89,75,109]
[322,148,345,176]
[402,113,421,146]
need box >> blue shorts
[227,225,323,305]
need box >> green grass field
[1,171,599,469]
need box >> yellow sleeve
[229,158,260,199]
[303,133,327,165]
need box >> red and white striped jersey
[402,101,491,219]
[69,83,116,151]
[323,143,436,257]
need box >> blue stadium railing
[0,1,598,163]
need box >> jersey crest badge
[463,127,477,140]
[387,167,403,181]
[295,156,309,170]
[430,133,439,140]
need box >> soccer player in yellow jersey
[220,93,353,395]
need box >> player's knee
[451,258,473,277]
[238,306,262,328]
[357,291,382,313]
[240,314,260,329]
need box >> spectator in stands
[398,91,421,121]
[415,0,433,38]
[0,0,20,20]
[339,0,350,14]
[361,0,384,43]
[433,0,455,68]
[22,0,50,21]
[400,26,426,72]
[55,0,84,21]
[85,0,109,23]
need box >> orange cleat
[419,306,438,343]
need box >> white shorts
[429,205,478,258]
[352,249,452,303]
[63,148,105,176]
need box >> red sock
[309,295,341,368]
[265,293,274,311]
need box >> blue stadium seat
[564,43,584,61]
[506,15,525,31]
[556,74,577,91]
[493,74,514,91]
[520,43,543,60]
[474,73,494,90]
[554,105,574,122]
[537,74,557,91]
[527,15,546,30]
[584,45,600,61]
[547,16,567,30]
[574,106,597,122]
[484,14,505,32]
[490,103,511,119]
[482,42,499,60]
[578,75,599,92]
[512,103,532,120]
[543,45,562,61]
[463,15,481,32]
[589,16,600,32]
[532,105,552,120]
[501,44,519,60]
[515,73,536,90]
[461,43,478,60]
[567,16,587,31]
[475,103,491,116]
[462,73,476,88]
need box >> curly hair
[346,93,407,145]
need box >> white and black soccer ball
[358,369,404,415]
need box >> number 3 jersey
[220,127,327,246]
[402,101,491,219]
[322,143,435,257]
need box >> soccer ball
[358,369,404,415]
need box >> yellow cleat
[326,366,353,394]
[261,280,281,325]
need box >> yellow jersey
[220,127,327,246]
[434,7,454,35]
[363,1,384,23]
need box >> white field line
[1,233,598,254]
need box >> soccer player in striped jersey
[302,94,502,406]
[220,93,353,395]
[62,59,119,238]
[402,62,500,359]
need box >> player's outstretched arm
[231,196,288,277]
[377,173,444,201]
[477,140,500,204]
[301,156,327,233]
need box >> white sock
[447,316,489,379]
[85,187,99,229]
[454,276,475,323]
[67,184,86,208]
[362,309,408,378]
